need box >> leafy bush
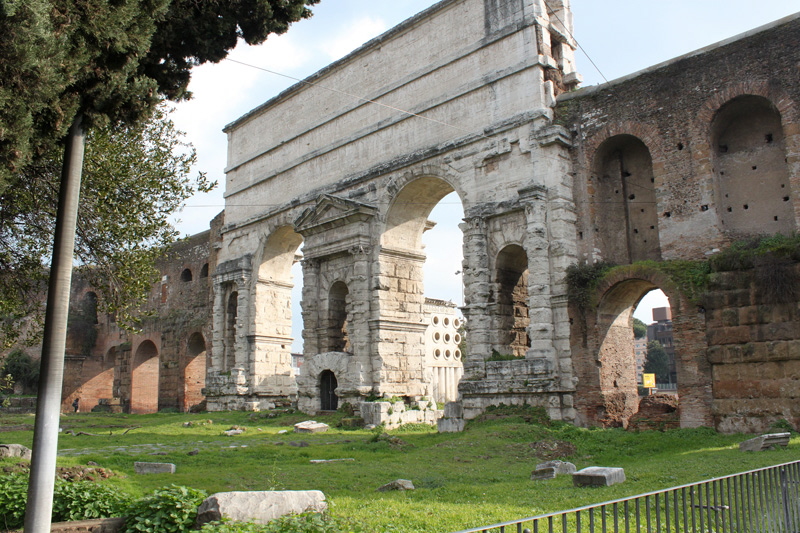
[52,480,131,521]
[0,473,130,529]
[0,473,28,529]
[199,513,361,533]
[0,350,40,392]
[123,485,207,533]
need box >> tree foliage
[0,105,213,344]
[0,0,319,187]
[632,318,647,339]
[0,0,317,343]
[644,340,670,383]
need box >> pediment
[294,194,377,235]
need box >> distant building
[647,307,676,384]
[634,336,648,383]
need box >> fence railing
[451,460,800,533]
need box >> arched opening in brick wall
[494,244,529,358]
[130,340,159,414]
[712,95,795,236]
[381,177,464,398]
[181,268,193,282]
[327,281,350,353]
[224,290,238,371]
[592,280,681,428]
[590,135,660,264]
[183,332,206,412]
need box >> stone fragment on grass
[195,490,327,526]
[294,421,329,433]
[0,444,32,460]
[134,462,176,474]
[531,460,576,480]
[377,479,415,492]
[739,432,790,452]
[573,467,625,487]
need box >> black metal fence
[452,460,800,533]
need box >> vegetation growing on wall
[566,233,800,314]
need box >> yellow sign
[643,373,656,388]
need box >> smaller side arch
[571,265,712,429]
[183,332,207,412]
[130,340,159,414]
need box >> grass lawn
[1,406,797,532]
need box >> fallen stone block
[0,444,32,460]
[573,467,625,487]
[531,460,576,480]
[134,462,176,474]
[224,429,244,436]
[739,432,790,452]
[195,490,327,526]
[377,479,415,492]
[294,421,329,434]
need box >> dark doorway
[320,370,338,411]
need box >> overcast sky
[169,1,799,339]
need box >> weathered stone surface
[294,421,329,434]
[532,460,577,480]
[377,479,415,492]
[195,490,327,526]
[739,432,791,452]
[573,467,626,487]
[437,417,465,433]
[0,443,32,460]
[134,462,175,474]
[51,517,126,533]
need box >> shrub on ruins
[632,318,647,339]
[122,485,207,533]
[0,473,130,528]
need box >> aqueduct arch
[572,267,713,428]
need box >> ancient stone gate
[203,0,800,431]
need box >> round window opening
[444,333,451,343]
[455,349,461,359]
[454,318,460,328]
[443,317,450,326]
[434,349,441,358]
[433,316,439,325]
[434,332,441,342]
[445,350,452,359]
[455,334,461,343]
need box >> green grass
[1,408,797,532]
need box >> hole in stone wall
[775,216,779,221]
[784,196,790,202]
[727,207,733,212]
[677,143,684,150]
[752,166,757,170]
[628,194,636,200]
[719,144,728,153]
[664,212,671,218]
[700,205,709,211]
[744,204,749,210]
[766,133,773,143]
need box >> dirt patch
[628,394,679,432]
[529,439,577,460]
[3,462,119,481]
[0,425,33,433]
